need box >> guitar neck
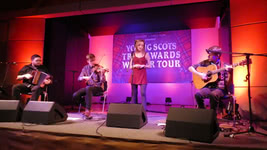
[211,67,229,74]
[211,63,240,75]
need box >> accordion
[32,71,50,86]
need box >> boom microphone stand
[208,50,267,137]
[0,61,29,98]
[0,62,17,97]
[208,50,267,138]
[227,53,267,137]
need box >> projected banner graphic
[112,30,192,83]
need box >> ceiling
[53,1,228,35]
[1,1,228,35]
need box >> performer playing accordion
[12,54,52,101]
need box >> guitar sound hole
[206,71,212,77]
[204,77,212,83]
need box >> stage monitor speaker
[106,103,147,129]
[165,107,219,143]
[0,100,23,122]
[22,101,68,124]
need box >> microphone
[67,70,78,73]
[0,62,17,65]
[206,49,222,54]
[7,62,17,65]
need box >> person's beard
[33,63,41,67]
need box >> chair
[219,93,236,117]
[218,83,241,124]
[21,86,49,104]
[78,81,108,113]
[200,84,238,120]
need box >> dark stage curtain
[44,18,89,106]
[0,21,10,99]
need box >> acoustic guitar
[193,59,250,89]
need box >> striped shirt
[78,64,105,87]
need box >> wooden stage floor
[0,104,267,150]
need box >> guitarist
[12,54,52,101]
[72,53,107,119]
[188,46,231,111]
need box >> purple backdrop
[112,30,192,83]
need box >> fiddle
[85,64,108,89]
[92,64,109,73]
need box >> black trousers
[195,88,224,110]
[12,83,45,101]
[73,86,103,110]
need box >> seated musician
[73,53,108,119]
[188,46,232,111]
[12,54,52,101]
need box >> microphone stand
[0,61,29,97]
[216,51,267,137]
[68,70,78,110]
[0,63,8,95]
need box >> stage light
[165,97,172,106]
[126,97,131,103]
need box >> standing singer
[129,39,151,110]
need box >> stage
[0,104,267,150]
